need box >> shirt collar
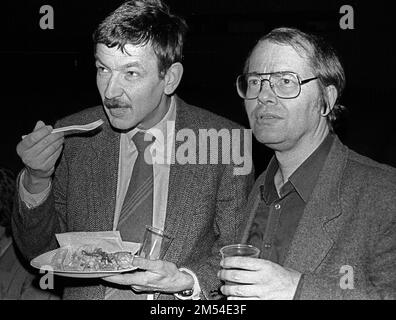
[288,134,335,202]
[261,134,335,203]
[261,156,279,204]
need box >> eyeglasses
[236,71,318,100]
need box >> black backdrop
[1,0,395,176]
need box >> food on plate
[56,247,135,271]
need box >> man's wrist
[175,268,201,300]
[178,270,194,297]
[179,270,194,292]
[23,169,51,194]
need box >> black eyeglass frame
[236,71,318,100]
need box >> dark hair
[0,168,15,228]
[245,27,346,130]
[93,0,188,77]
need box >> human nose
[257,79,277,104]
[104,74,123,99]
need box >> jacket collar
[161,96,200,262]
[282,136,348,272]
[87,110,120,231]
[260,134,335,204]
[241,135,349,272]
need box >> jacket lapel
[283,137,348,272]
[87,120,120,231]
[162,98,197,263]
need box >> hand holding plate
[103,257,194,293]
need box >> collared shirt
[247,134,334,265]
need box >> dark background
[1,0,395,176]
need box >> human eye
[279,73,298,86]
[96,64,109,75]
[125,70,140,80]
[247,76,260,87]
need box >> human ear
[321,85,338,116]
[163,62,184,95]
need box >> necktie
[118,131,155,242]
[105,132,154,300]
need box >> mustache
[104,98,131,109]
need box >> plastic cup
[220,244,260,290]
[220,244,260,259]
[137,226,173,260]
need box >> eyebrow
[94,56,108,68]
[94,55,145,70]
[124,62,143,68]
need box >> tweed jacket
[12,96,254,300]
[240,136,396,299]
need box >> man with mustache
[218,27,396,299]
[13,0,254,300]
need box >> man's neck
[274,129,330,190]
[138,95,172,131]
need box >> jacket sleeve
[11,146,69,262]
[182,162,255,300]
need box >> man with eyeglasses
[218,27,396,299]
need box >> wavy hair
[93,0,188,77]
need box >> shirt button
[274,203,281,210]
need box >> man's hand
[103,257,194,293]
[16,120,64,194]
[218,257,301,300]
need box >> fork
[22,119,104,139]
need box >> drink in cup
[138,226,173,260]
[220,244,260,259]
[220,244,260,288]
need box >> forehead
[248,40,311,76]
[95,43,159,70]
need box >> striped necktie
[105,132,155,300]
[118,131,155,242]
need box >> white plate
[30,242,140,278]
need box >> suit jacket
[240,136,396,299]
[12,96,254,300]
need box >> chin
[254,130,284,146]
[108,117,137,131]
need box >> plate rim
[30,242,140,276]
